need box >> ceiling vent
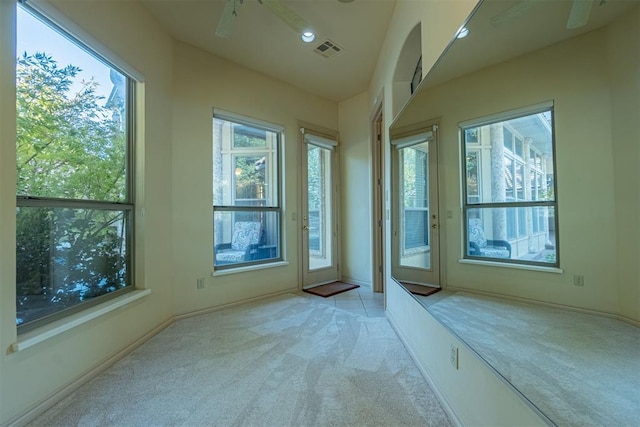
[313,39,343,59]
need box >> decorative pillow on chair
[468,218,487,248]
[231,221,262,251]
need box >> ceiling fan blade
[216,0,240,38]
[260,0,310,34]
[566,0,595,29]
[490,0,536,27]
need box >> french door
[391,126,440,286]
[301,130,339,288]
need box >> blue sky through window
[17,6,114,101]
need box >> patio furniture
[215,221,263,265]
[468,218,512,259]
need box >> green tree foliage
[16,52,128,326]
[232,132,268,203]
[234,155,265,201]
[16,52,126,200]
[307,145,321,211]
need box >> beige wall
[170,41,338,316]
[0,0,174,423]
[392,12,639,320]
[606,7,640,321]
[338,92,372,286]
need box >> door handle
[431,223,439,229]
[303,225,309,230]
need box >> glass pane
[400,142,430,269]
[16,207,130,327]
[466,150,480,203]
[515,137,524,157]
[234,155,268,205]
[503,127,513,150]
[213,117,278,207]
[504,156,514,200]
[307,144,332,271]
[464,110,554,204]
[515,162,524,200]
[466,207,556,264]
[16,7,128,202]
[232,124,267,148]
[213,210,280,267]
[465,128,478,144]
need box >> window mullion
[464,201,556,209]
[17,197,133,210]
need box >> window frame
[460,102,559,268]
[212,110,284,270]
[15,2,137,333]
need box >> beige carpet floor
[29,293,452,426]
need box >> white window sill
[11,289,151,353]
[458,258,563,274]
[213,260,289,276]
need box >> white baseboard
[173,287,299,321]
[445,285,640,327]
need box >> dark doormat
[304,282,360,298]
[401,282,441,297]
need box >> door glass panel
[399,142,430,269]
[307,144,332,271]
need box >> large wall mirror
[389,0,639,425]
[393,0,638,128]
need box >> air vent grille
[313,39,343,59]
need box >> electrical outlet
[450,345,459,370]
[573,275,584,287]
[196,278,205,289]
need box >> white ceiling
[141,0,398,102]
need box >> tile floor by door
[297,286,385,318]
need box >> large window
[461,103,558,267]
[16,5,135,331]
[213,111,282,269]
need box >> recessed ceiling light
[456,26,470,39]
[302,31,315,43]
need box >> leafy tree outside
[16,51,129,327]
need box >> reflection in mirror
[390,0,639,425]
[401,0,639,106]
[392,24,421,117]
[390,126,440,286]
[460,103,558,267]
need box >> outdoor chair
[215,221,263,265]
[468,218,512,259]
